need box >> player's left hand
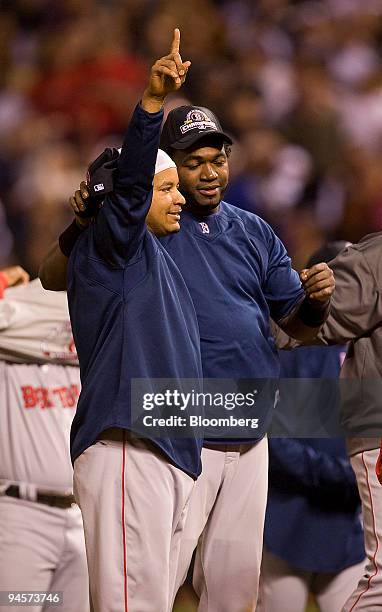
[69,181,91,227]
[300,262,335,303]
[0,265,30,287]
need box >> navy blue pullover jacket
[160,205,304,443]
[68,104,203,478]
[265,345,365,573]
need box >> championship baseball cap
[160,105,233,153]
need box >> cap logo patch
[180,110,217,134]
[199,222,210,234]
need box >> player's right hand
[69,181,91,227]
[0,265,29,287]
[144,28,191,101]
[300,262,335,303]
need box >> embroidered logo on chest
[199,222,210,234]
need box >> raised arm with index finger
[39,28,191,290]
[142,28,191,111]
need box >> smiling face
[172,137,229,215]
[146,167,185,236]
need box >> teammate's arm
[39,241,70,291]
[278,244,381,346]
[39,184,90,291]
[319,246,381,344]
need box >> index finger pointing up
[171,28,180,54]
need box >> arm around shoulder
[39,241,70,291]
[321,246,381,344]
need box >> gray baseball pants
[0,495,89,612]
[73,429,194,612]
[258,549,365,612]
[342,448,382,611]
[173,437,268,611]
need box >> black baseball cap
[160,105,233,153]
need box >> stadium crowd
[0,0,382,274]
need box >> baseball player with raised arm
[39,66,335,612]
[0,267,89,612]
[45,31,205,612]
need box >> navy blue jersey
[265,345,365,572]
[160,204,304,442]
[68,105,203,478]
[271,344,348,437]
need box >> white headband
[117,148,176,176]
[155,149,177,175]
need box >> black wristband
[58,220,84,258]
[297,297,330,328]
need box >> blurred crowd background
[1,0,382,275]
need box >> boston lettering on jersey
[21,384,80,409]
